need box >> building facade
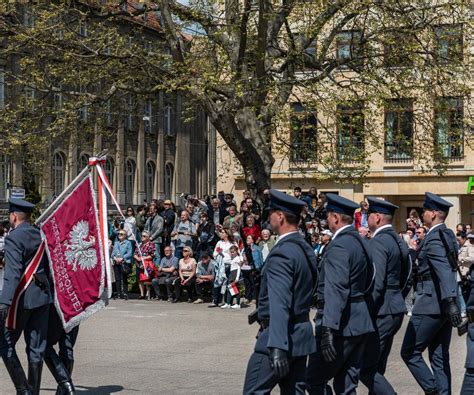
[0,1,216,216]
[216,20,473,231]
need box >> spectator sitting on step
[173,247,197,303]
[193,250,216,304]
[151,245,179,301]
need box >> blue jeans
[153,243,161,264]
[457,284,467,314]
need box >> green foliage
[0,0,471,195]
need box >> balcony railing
[337,142,365,162]
[384,141,413,163]
[289,143,317,165]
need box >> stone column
[155,92,165,199]
[66,134,78,185]
[39,145,53,203]
[174,94,190,200]
[115,121,126,205]
[136,118,146,205]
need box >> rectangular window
[25,87,35,110]
[434,97,464,160]
[384,31,413,67]
[125,96,134,130]
[144,99,152,133]
[53,90,63,111]
[434,25,463,63]
[0,68,4,109]
[337,101,365,161]
[384,99,413,161]
[289,103,317,164]
[105,99,112,126]
[164,103,173,136]
[336,30,362,64]
[78,86,88,123]
[79,20,88,37]
[23,8,35,28]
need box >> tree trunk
[210,107,274,198]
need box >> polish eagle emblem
[64,220,97,271]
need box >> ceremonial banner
[38,171,106,332]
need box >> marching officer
[45,308,78,394]
[400,192,461,395]
[359,197,410,394]
[306,193,374,394]
[461,209,474,395]
[243,189,317,394]
[0,198,52,394]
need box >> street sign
[9,188,26,199]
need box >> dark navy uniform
[243,190,317,395]
[45,307,78,394]
[359,197,409,395]
[461,210,474,395]
[0,198,52,394]
[306,194,374,395]
[401,193,460,395]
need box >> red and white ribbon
[88,156,147,298]
[6,241,46,330]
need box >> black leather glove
[268,348,290,379]
[442,297,462,327]
[0,303,9,323]
[321,326,337,363]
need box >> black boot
[425,390,439,395]
[27,362,43,395]
[45,353,75,395]
[3,355,32,394]
[60,357,74,376]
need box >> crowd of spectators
[107,188,333,306]
[106,188,474,313]
[0,187,472,311]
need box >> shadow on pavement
[75,384,135,394]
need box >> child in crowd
[221,245,242,309]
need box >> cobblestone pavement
[0,299,467,394]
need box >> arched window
[165,162,174,200]
[0,154,8,201]
[78,153,89,173]
[52,152,66,197]
[145,161,155,202]
[105,158,114,204]
[124,159,136,203]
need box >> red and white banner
[38,172,106,332]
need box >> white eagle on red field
[64,220,97,271]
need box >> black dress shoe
[171,299,179,303]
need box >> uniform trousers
[461,322,474,395]
[306,316,368,395]
[243,351,307,395]
[46,308,79,365]
[359,313,404,395]
[400,314,452,395]
[0,304,49,363]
